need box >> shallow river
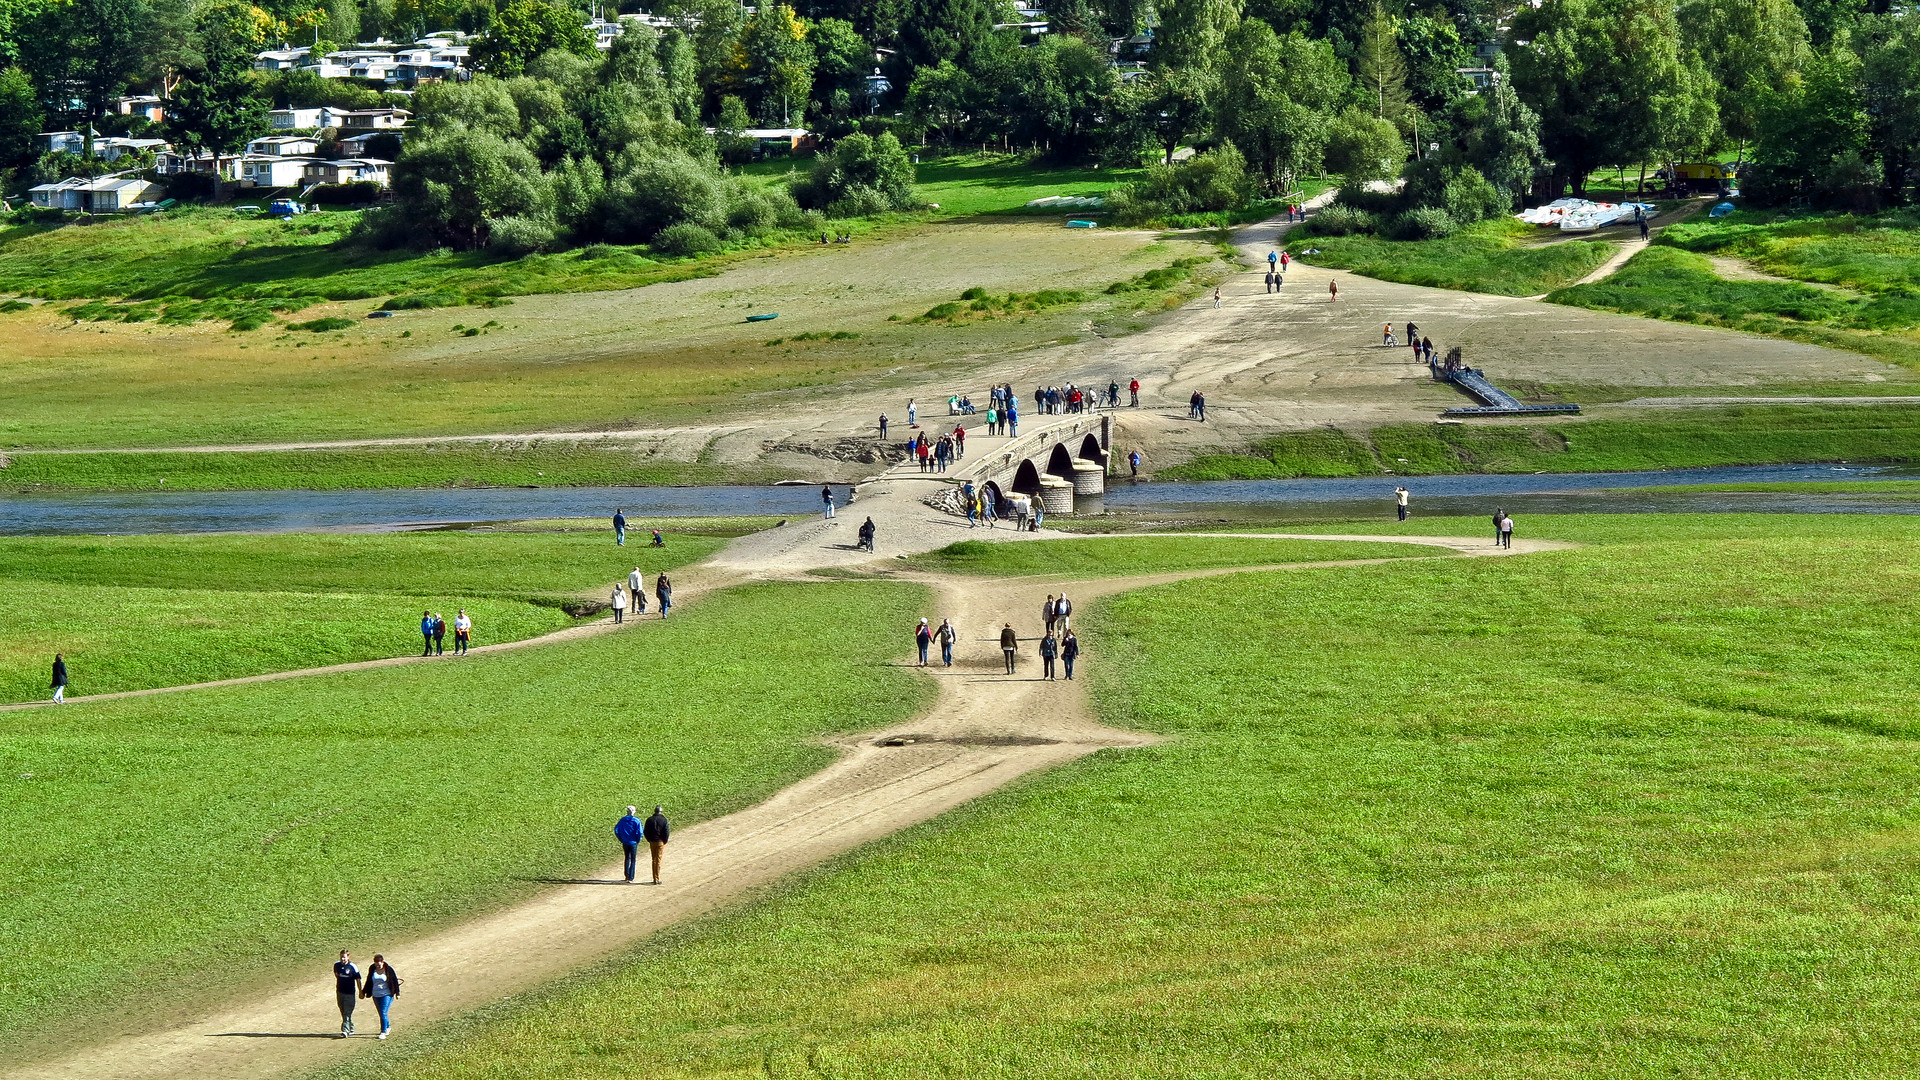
[0,464,1914,535]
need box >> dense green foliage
[909,535,1433,575]
[0,578,930,1039]
[353,519,1920,1079]
[1163,403,1920,479]
[1296,219,1610,295]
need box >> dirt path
[5,527,1556,1080]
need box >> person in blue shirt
[333,949,361,1037]
[419,611,434,657]
[613,509,627,546]
[615,805,644,883]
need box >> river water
[0,464,1913,535]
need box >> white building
[113,95,166,123]
[248,135,322,156]
[303,158,392,186]
[322,107,410,130]
[254,47,311,70]
[339,131,401,156]
[28,175,160,212]
[92,137,169,161]
[156,148,236,177]
[269,107,325,130]
[239,155,318,187]
[34,131,86,155]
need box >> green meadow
[1164,402,1920,480]
[343,519,1920,1079]
[1296,220,1613,296]
[908,535,1435,576]
[0,578,930,1048]
[0,529,727,701]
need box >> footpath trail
[4,495,1566,1080]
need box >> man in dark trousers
[643,805,670,884]
[333,949,361,1037]
[50,653,67,704]
[613,509,627,546]
[1000,623,1019,674]
[615,805,644,883]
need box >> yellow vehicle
[1661,161,1740,191]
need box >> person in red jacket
[1129,377,1140,407]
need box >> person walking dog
[50,653,67,704]
[615,805,644,883]
[360,955,401,1039]
[333,949,361,1037]
[643,805,670,884]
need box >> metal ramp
[1442,368,1581,417]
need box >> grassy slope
[1296,220,1614,296]
[1163,403,1920,480]
[0,578,931,1046]
[353,515,1920,1079]
[0,530,726,701]
[1660,209,1920,294]
[907,535,1437,575]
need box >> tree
[715,94,756,162]
[1750,45,1878,209]
[1138,65,1213,164]
[1154,0,1242,73]
[164,0,272,198]
[0,66,42,177]
[1462,53,1544,205]
[1679,0,1810,151]
[1508,0,1715,195]
[792,129,915,212]
[1398,13,1474,113]
[1354,1,1408,122]
[1855,10,1920,203]
[738,3,814,126]
[808,16,871,125]
[1325,105,1404,180]
[903,59,977,145]
[390,127,554,247]
[469,0,593,77]
[897,0,994,71]
[17,0,152,124]
[1214,20,1340,192]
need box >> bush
[287,316,355,331]
[791,132,916,214]
[1334,182,1401,217]
[1304,204,1375,236]
[650,222,723,256]
[308,181,381,206]
[486,214,557,256]
[600,150,727,244]
[826,183,892,219]
[381,291,463,310]
[1390,206,1458,240]
[1109,144,1253,225]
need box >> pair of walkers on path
[610,572,672,623]
[418,611,471,656]
[614,805,672,884]
[915,617,959,666]
[332,949,401,1039]
[995,619,1080,679]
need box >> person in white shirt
[628,567,646,614]
[1395,486,1410,521]
[610,584,628,624]
[453,610,472,655]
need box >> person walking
[915,618,932,666]
[1492,507,1505,545]
[610,584,627,624]
[453,609,472,655]
[333,949,361,1037]
[360,955,401,1039]
[1267,249,1278,274]
[615,805,644,883]
[917,438,931,472]
[655,573,672,619]
[954,425,966,458]
[1498,513,1515,549]
[1405,321,1419,359]
[1055,593,1072,633]
[1129,377,1140,407]
[858,516,875,551]
[613,509,627,546]
[1043,595,1058,636]
[431,613,446,655]
[1000,622,1018,674]
[1061,630,1079,680]
[1635,205,1649,240]
[937,617,957,666]
[1129,449,1142,477]
[822,484,836,520]
[1383,323,1395,347]
[1195,391,1207,422]
[878,412,888,440]
[907,398,917,428]
[643,805,670,884]
[629,566,645,609]
[1395,486,1410,521]
[50,653,67,704]
[1280,250,1291,275]
[1328,279,1339,302]
[1039,630,1058,680]
[1213,286,1222,309]
[1010,492,1031,532]
[1032,501,1045,532]
[962,480,977,527]
[419,611,435,657]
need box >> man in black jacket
[643,806,670,884]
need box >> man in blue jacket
[613,509,627,546]
[615,806,644,883]
[419,611,435,657]
[643,805,670,884]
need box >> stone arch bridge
[937,413,1113,516]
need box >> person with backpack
[644,805,670,884]
[937,618,958,666]
[1129,450,1142,477]
[1492,507,1505,545]
[915,618,933,666]
[1061,630,1079,680]
[1038,631,1059,680]
[360,955,402,1039]
[655,573,672,618]
[615,805,644,883]
[453,609,472,655]
[962,480,977,527]
[332,949,361,1037]
[50,653,67,704]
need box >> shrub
[381,292,463,310]
[791,131,916,214]
[1109,144,1253,225]
[1390,206,1458,240]
[600,150,727,245]
[1305,204,1375,236]
[308,182,381,206]
[826,183,892,219]
[486,214,557,256]
[650,222,723,256]
[288,316,355,332]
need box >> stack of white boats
[1515,198,1658,232]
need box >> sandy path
[4,522,1555,1080]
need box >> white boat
[1516,199,1657,231]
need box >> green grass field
[1660,209,1920,294]
[1296,220,1613,296]
[0,578,929,1047]
[341,515,1920,1078]
[0,529,728,701]
[1163,403,1920,480]
[908,535,1436,576]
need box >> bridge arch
[1079,433,1107,466]
[1045,443,1076,480]
[1011,460,1042,495]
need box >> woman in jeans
[360,954,402,1039]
